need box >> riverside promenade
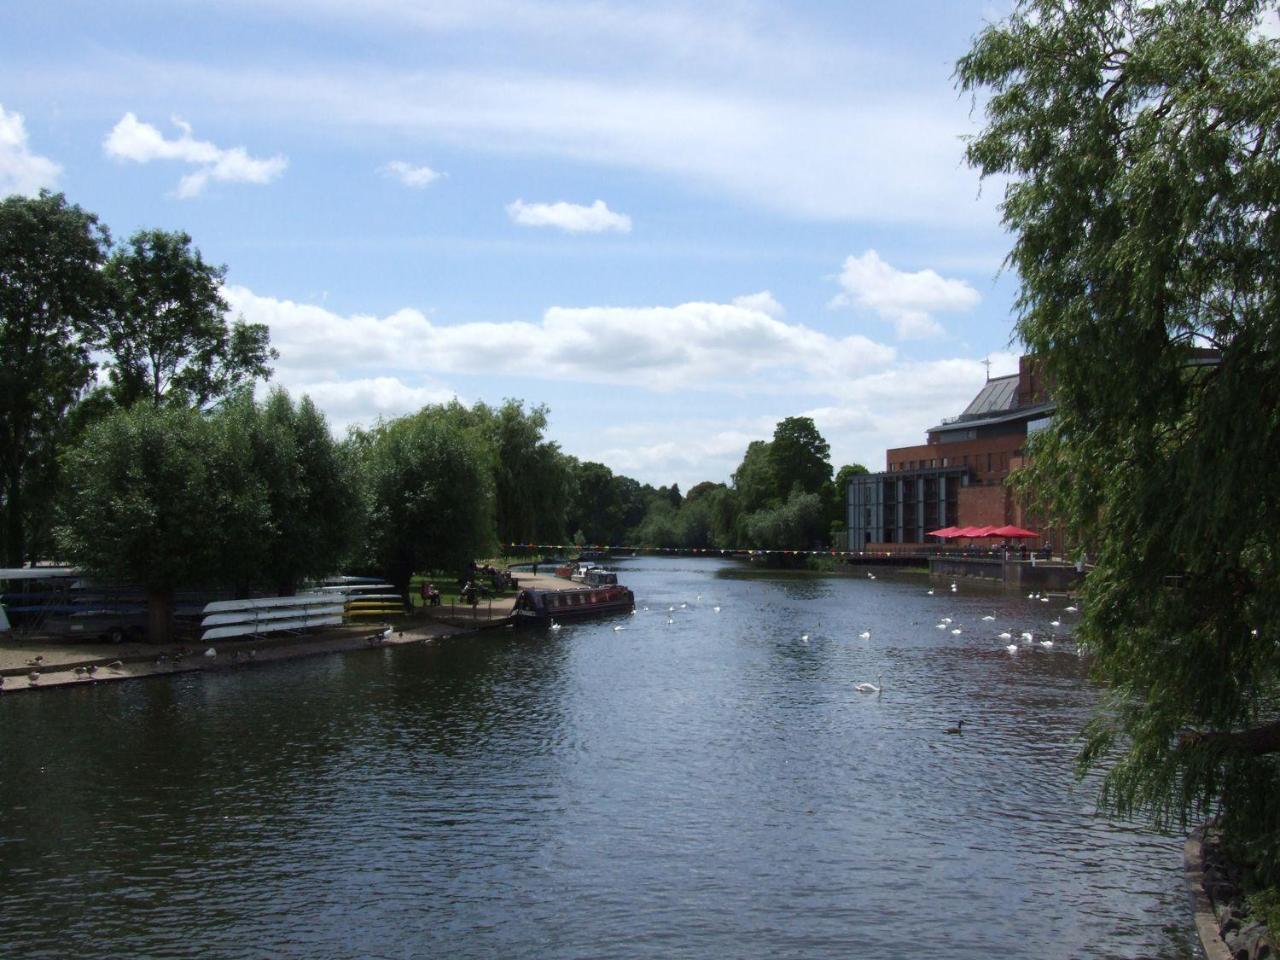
[0,568,572,695]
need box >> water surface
[0,557,1196,958]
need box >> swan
[630,609,637,616]
[713,606,721,613]
[858,630,871,640]
[800,634,809,642]
[950,584,958,592]
[855,675,882,694]
[1065,605,1078,613]
[550,621,561,631]
[203,647,216,657]
[998,632,1012,641]
[1040,596,1050,603]
[867,572,876,580]
[951,628,962,635]
[667,617,674,625]
[981,615,995,621]
[936,623,947,630]
[1005,643,1019,654]
[696,594,702,600]
[668,606,675,612]
[680,603,687,609]
[613,625,624,632]
[927,589,934,595]
[1040,639,1053,648]
[1050,619,1061,627]
[1020,632,1034,643]
[945,719,964,735]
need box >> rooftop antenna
[982,355,992,381]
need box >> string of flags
[503,543,910,558]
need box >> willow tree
[959,0,1280,878]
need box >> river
[0,556,1197,958]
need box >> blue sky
[1,0,1023,489]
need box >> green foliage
[357,405,496,592]
[232,389,362,593]
[57,404,269,623]
[732,440,779,515]
[742,490,826,551]
[0,191,110,565]
[769,416,832,498]
[959,0,1280,874]
[101,229,276,408]
[468,399,572,545]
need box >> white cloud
[831,250,981,339]
[732,291,785,319]
[225,284,896,398]
[0,104,61,196]
[268,376,458,432]
[103,113,287,197]
[506,198,632,233]
[381,160,443,187]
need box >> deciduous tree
[0,192,109,565]
[102,229,275,408]
[959,0,1280,877]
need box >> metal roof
[959,374,1019,420]
[926,400,1055,437]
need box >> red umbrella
[927,526,959,538]
[990,524,1038,538]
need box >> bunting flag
[499,543,911,558]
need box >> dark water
[0,557,1197,959]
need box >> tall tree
[231,390,362,595]
[959,0,1280,878]
[102,229,275,408]
[57,403,270,643]
[0,192,110,565]
[357,405,495,594]
[770,416,832,499]
[732,440,779,515]
[472,399,572,545]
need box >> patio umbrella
[926,526,959,538]
[989,524,1038,538]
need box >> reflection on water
[0,557,1197,959]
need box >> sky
[0,0,1024,491]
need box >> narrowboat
[512,585,635,622]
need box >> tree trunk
[147,586,174,645]
[3,469,23,568]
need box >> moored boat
[512,585,634,622]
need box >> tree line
[2,191,866,639]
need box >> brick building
[847,356,1052,549]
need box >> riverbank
[0,569,573,695]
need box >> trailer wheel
[107,626,126,644]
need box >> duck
[855,675,882,694]
[945,719,965,735]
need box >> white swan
[951,628,962,635]
[936,623,947,630]
[858,630,871,640]
[981,615,996,621]
[613,625,624,632]
[855,675,882,694]
[800,633,809,642]
[1050,619,1061,627]
[998,632,1013,641]
[1065,605,1078,613]
[927,589,935,595]
[550,621,561,631]
[1005,643,1019,654]
[1020,631,1034,643]
[1040,639,1053,648]
[713,606,721,613]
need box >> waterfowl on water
[1065,605,1078,613]
[613,625,624,632]
[981,615,995,621]
[1005,644,1019,654]
[549,621,561,631]
[855,675,882,694]
[998,632,1013,641]
[1050,620,1061,627]
[713,606,721,613]
[1040,639,1054,648]
[945,720,965,735]
[951,628,962,635]
[858,631,871,640]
